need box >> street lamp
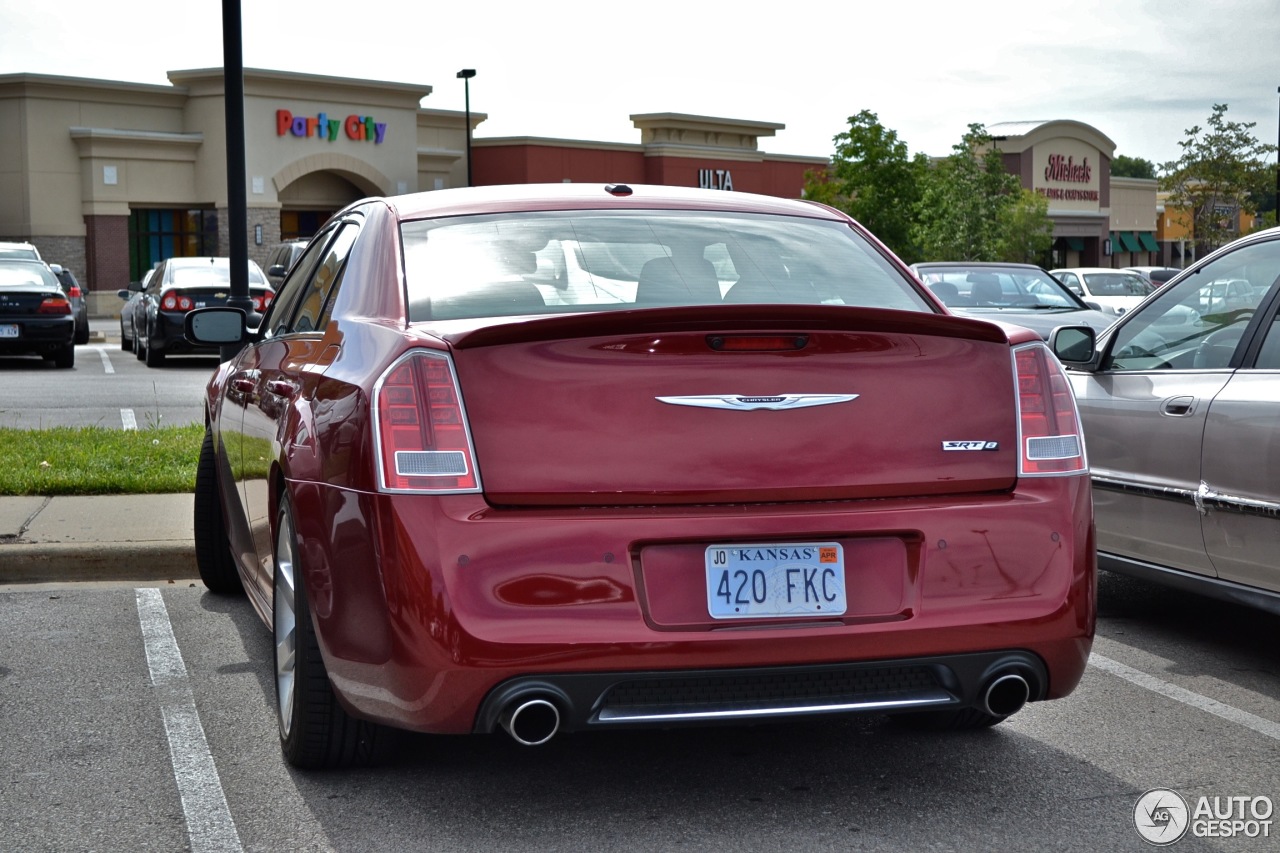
[457,69,476,187]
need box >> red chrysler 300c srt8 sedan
[187,183,1096,768]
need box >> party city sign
[276,109,387,144]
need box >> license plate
[706,542,846,619]
[0,324,17,338]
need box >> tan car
[1051,226,1280,614]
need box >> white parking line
[135,588,244,853]
[1090,653,1280,742]
[96,347,114,374]
[121,409,137,430]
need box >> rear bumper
[152,311,216,353]
[472,650,1049,734]
[0,317,75,353]
[287,476,1096,734]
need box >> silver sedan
[1054,226,1280,614]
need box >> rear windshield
[400,210,929,321]
[916,266,1083,309]
[169,261,268,288]
[0,263,57,288]
[1081,272,1155,296]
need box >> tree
[803,110,927,262]
[912,124,1024,261]
[997,189,1054,264]
[1110,155,1157,179]
[1159,103,1278,253]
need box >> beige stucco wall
[0,69,475,244]
[417,109,475,192]
[0,76,192,236]
[1110,177,1158,232]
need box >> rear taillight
[374,351,480,493]
[37,296,71,315]
[1013,343,1086,476]
[68,285,82,298]
[161,291,194,312]
[253,292,274,312]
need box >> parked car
[0,259,75,368]
[1050,267,1156,316]
[1051,225,1280,615]
[264,239,309,288]
[120,257,273,367]
[119,267,155,353]
[0,241,42,262]
[1125,266,1181,287]
[911,261,1115,339]
[186,183,1095,768]
[48,264,89,345]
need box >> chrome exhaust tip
[982,673,1031,717]
[499,697,561,746]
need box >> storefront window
[281,210,334,242]
[128,209,218,281]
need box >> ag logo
[1134,788,1189,845]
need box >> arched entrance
[273,154,389,239]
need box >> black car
[49,264,90,345]
[120,256,273,367]
[0,260,76,368]
[264,239,309,289]
[911,261,1115,339]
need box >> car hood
[946,306,1114,339]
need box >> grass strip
[0,424,205,496]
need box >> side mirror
[1049,325,1097,369]
[267,264,287,278]
[185,306,247,345]
[117,288,131,300]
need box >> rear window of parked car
[400,210,927,321]
[0,263,57,287]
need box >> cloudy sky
[3,0,1277,167]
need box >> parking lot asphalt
[0,493,197,584]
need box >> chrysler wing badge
[655,394,859,411]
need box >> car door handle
[265,380,298,398]
[231,377,256,394]
[1161,395,1196,417]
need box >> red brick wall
[473,144,818,199]
[473,145,646,186]
[85,215,130,294]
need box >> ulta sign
[276,110,387,144]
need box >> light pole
[457,69,476,187]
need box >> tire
[121,331,132,353]
[75,319,89,346]
[890,707,1007,731]
[144,330,165,367]
[134,322,145,361]
[193,428,244,594]
[274,494,379,769]
[52,343,75,369]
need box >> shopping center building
[1,67,1163,316]
[986,120,1163,269]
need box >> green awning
[1065,237,1084,252]
[1138,232,1159,252]
[1119,231,1142,252]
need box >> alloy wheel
[274,515,298,739]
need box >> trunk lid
[443,305,1020,507]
